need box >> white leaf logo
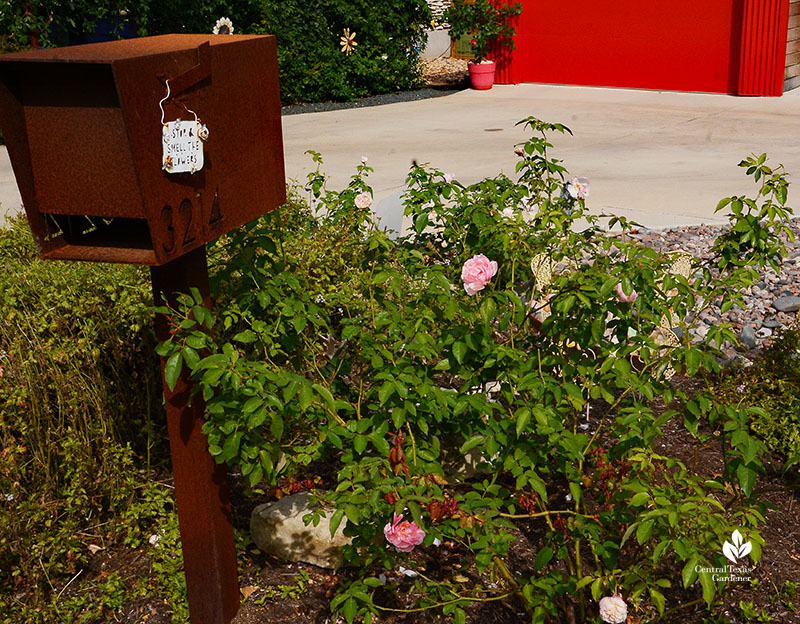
[722,529,752,563]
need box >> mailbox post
[0,34,287,623]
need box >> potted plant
[443,0,522,90]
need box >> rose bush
[159,118,792,623]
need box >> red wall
[495,0,748,93]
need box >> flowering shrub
[159,117,792,623]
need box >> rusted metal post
[151,245,240,624]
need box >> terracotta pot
[468,61,496,90]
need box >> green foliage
[713,154,793,272]
[140,509,190,624]
[0,440,176,623]
[0,215,162,478]
[772,580,798,611]
[162,118,791,622]
[714,324,800,463]
[0,0,431,106]
[255,569,311,603]
[443,0,523,63]
[737,600,772,622]
[255,0,431,104]
[0,0,149,49]
[0,215,168,622]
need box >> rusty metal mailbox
[0,34,288,624]
[0,34,286,264]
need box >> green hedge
[255,0,430,104]
[715,325,800,463]
[0,0,431,105]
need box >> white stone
[250,491,351,569]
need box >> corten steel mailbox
[0,34,285,265]
[0,34,287,624]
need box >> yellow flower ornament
[340,28,357,55]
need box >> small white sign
[162,120,204,174]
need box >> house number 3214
[160,193,222,254]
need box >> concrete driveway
[281,84,800,233]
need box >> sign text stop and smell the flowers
[162,120,205,174]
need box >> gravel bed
[625,220,800,362]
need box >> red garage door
[494,0,790,95]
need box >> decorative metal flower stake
[213,17,234,35]
[340,28,357,55]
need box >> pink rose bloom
[615,282,638,303]
[384,513,425,552]
[354,192,372,210]
[599,595,627,624]
[567,176,590,200]
[461,254,498,296]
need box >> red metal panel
[495,0,747,94]
[739,0,791,94]
[491,0,519,84]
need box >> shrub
[0,215,166,618]
[0,0,431,106]
[254,0,430,104]
[0,0,150,49]
[443,0,522,63]
[162,119,791,623]
[0,215,162,472]
[715,324,800,463]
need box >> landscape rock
[773,296,800,313]
[763,316,783,329]
[739,324,757,349]
[250,491,351,569]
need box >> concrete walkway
[3,83,800,232]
